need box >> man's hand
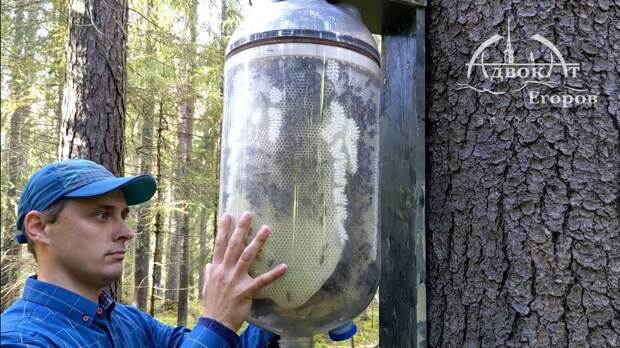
[201,212,287,332]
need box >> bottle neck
[278,335,314,348]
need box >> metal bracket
[330,0,425,34]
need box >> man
[1,159,288,347]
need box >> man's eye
[96,212,109,221]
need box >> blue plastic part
[328,321,357,341]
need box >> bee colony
[219,0,381,344]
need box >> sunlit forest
[0,0,379,346]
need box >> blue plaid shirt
[1,276,280,347]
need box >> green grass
[314,299,379,348]
[154,299,203,327]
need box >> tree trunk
[427,2,620,347]
[176,0,198,325]
[60,0,127,173]
[165,204,179,304]
[60,0,128,301]
[133,0,156,312]
[177,212,190,325]
[55,63,64,154]
[221,0,229,39]
[133,117,153,310]
[150,100,165,316]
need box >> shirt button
[82,315,90,322]
[96,307,103,315]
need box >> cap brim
[63,175,157,205]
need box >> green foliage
[1,0,67,209]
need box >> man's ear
[24,211,51,246]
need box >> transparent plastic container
[219,1,381,346]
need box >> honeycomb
[221,53,380,311]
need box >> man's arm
[136,305,279,347]
[239,324,280,348]
[1,331,50,348]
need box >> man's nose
[115,220,135,241]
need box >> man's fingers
[235,225,271,275]
[223,211,252,266]
[212,214,231,264]
[246,264,288,295]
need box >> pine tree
[133,0,157,312]
[60,0,129,301]
[176,0,198,325]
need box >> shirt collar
[22,276,116,326]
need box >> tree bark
[60,0,127,174]
[55,64,64,153]
[133,0,155,312]
[427,2,620,347]
[176,0,198,326]
[60,0,129,301]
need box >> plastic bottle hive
[219,0,381,345]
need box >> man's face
[45,190,134,289]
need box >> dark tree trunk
[60,0,129,301]
[427,2,619,347]
[55,64,64,152]
[133,0,155,312]
[165,211,179,304]
[176,0,198,325]
[150,100,165,316]
[177,213,190,325]
[60,0,127,174]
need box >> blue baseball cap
[16,159,157,243]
